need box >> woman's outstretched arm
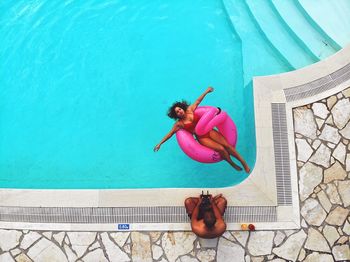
[189,87,214,111]
[153,123,181,151]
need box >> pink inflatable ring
[176,106,237,163]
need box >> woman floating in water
[154,87,250,173]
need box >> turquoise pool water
[1,0,344,189]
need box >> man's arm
[211,198,224,222]
[210,197,227,236]
[191,197,202,223]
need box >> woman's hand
[191,87,214,111]
[206,87,214,93]
[153,144,161,152]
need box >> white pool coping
[1,45,350,231]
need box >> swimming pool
[1,0,349,189]
[1,0,350,233]
[0,0,251,188]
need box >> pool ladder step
[271,0,337,61]
[297,0,350,49]
[222,0,293,80]
[245,0,317,70]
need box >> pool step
[222,0,292,85]
[271,0,336,60]
[294,0,341,50]
[298,0,350,48]
[245,0,316,70]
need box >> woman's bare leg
[197,137,242,171]
[209,130,250,173]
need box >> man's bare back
[184,194,227,239]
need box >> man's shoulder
[191,222,206,236]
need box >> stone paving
[1,89,350,261]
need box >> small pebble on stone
[10,248,21,257]
[337,236,348,244]
[301,219,308,228]
[312,139,321,149]
[342,88,350,98]
[313,186,321,194]
[298,248,306,261]
[338,227,344,235]
[328,143,336,149]
[267,254,275,260]
[327,95,337,110]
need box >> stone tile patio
[0,89,350,261]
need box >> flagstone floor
[1,88,350,262]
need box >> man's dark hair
[203,210,216,228]
[167,100,190,119]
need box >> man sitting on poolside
[184,193,227,239]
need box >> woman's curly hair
[167,100,190,119]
